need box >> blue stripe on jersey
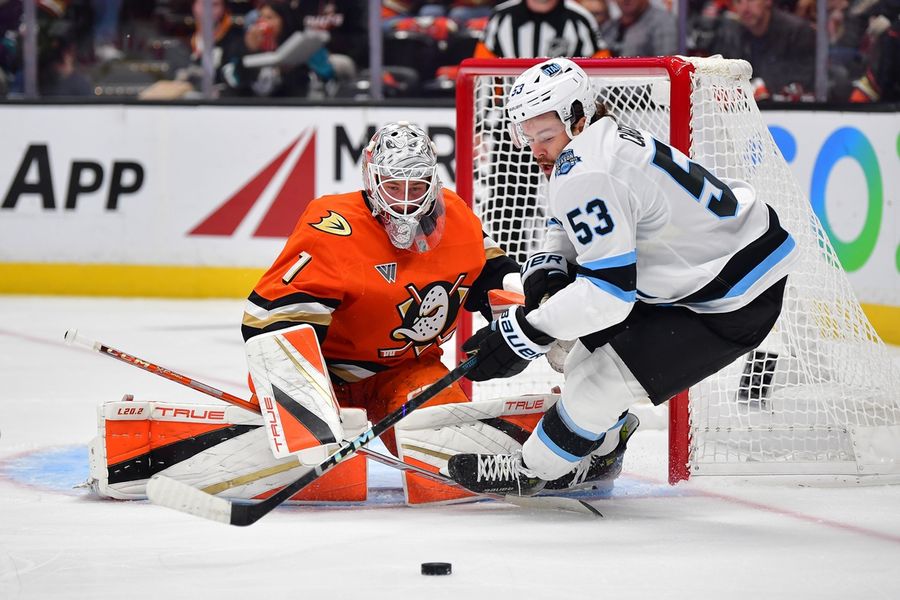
[536,421,582,463]
[579,274,637,302]
[582,250,637,270]
[723,234,796,299]
[677,205,792,306]
[547,217,562,227]
[577,253,637,303]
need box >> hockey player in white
[448,58,799,496]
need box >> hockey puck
[421,562,452,576]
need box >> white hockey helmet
[506,58,597,148]
[362,121,445,253]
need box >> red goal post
[454,56,900,486]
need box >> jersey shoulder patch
[309,210,352,236]
[554,149,582,177]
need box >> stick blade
[147,475,234,524]
[504,495,603,517]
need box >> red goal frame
[454,57,697,484]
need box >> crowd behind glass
[0,0,896,102]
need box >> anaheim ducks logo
[379,274,469,358]
[309,211,352,236]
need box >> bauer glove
[521,252,574,312]
[462,306,554,381]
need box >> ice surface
[1,296,899,599]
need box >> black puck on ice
[421,562,452,576]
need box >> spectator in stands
[599,0,679,56]
[382,0,421,30]
[190,0,244,84]
[0,0,21,96]
[475,0,610,59]
[91,0,124,62]
[577,0,611,28]
[689,0,732,55]
[711,0,816,101]
[293,0,367,82]
[416,0,495,25]
[39,17,93,96]
[851,0,900,101]
[447,0,495,25]
[224,0,333,97]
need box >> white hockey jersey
[526,118,798,342]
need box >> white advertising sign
[0,105,897,315]
[0,105,456,267]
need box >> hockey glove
[521,252,574,312]
[462,306,554,382]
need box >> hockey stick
[147,355,479,525]
[63,329,259,413]
[67,329,600,517]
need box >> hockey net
[455,57,900,483]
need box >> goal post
[455,56,900,485]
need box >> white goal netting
[456,57,900,480]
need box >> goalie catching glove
[521,252,574,312]
[462,306,554,381]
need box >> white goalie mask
[362,122,445,253]
[506,58,597,149]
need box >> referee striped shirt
[474,0,608,58]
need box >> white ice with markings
[2,296,900,599]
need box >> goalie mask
[362,122,445,253]
[506,58,597,149]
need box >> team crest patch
[554,149,582,176]
[378,274,470,358]
[310,211,352,236]
[541,62,562,76]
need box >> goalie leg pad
[89,398,368,503]
[246,324,344,459]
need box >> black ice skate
[447,451,547,496]
[544,412,641,491]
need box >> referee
[474,0,610,59]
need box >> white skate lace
[568,456,593,486]
[476,454,520,483]
[476,453,533,495]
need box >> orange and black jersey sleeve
[242,189,517,382]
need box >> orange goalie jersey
[242,188,518,384]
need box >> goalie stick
[63,329,259,413]
[67,329,601,518]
